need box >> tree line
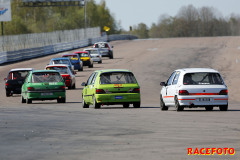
[2,0,119,36]
[131,5,240,38]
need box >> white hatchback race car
[160,68,228,111]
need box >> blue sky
[94,0,240,30]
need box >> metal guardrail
[0,34,138,65]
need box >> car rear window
[46,67,69,74]
[79,53,89,57]
[183,72,224,85]
[8,71,30,80]
[52,60,70,65]
[100,72,137,84]
[32,72,63,83]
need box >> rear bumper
[178,95,228,106]
[95,93,140,104]
[26,90,65,100]
[6,87,22,94]
[92,57,101,62]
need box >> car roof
[62,53,78,56]
[32,70,60,73]
[176,68,219,73]
[74,51,88,53]
[51,57,70,60]
[46,64,68,68]
[10,68,34,71]
[95,69,132,73]
[84,48,98,50]
[94,42,108,44]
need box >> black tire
[82,96,89,108]
[57,97,66,103]
[123,103,129,108]
[205,106,213,111]
[109,54,113,59]
[133,102,140,108]
[72,83,76,89]
[21,95,26,103]
[93,96,101,109]
[26,97,32,104]
[160,95,168,111]
[98,60,102,64]
[175,97,183,111]
[68,85,72,90]
[6,91,11,97]
[89,64,93,68]
[219,105,228,111]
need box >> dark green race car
[21,70,66,104]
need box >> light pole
[84,0,87,38]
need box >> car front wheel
[82,96,89,108]
[160,95,168,111]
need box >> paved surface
[0,37,240,160]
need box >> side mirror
[81,82,87,86]
[160,82,166,86]
[4,78,7,81]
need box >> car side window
[167,71,176,86]
[172,71,181,85]
[87,73,96,85]
[91,73,98,85]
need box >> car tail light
[27,87,34,91]
[179,90,189,95]
[60,86,65,90]
[5,82,9,86]
[219,89,228,95]
[96,89,105,94]
[132,88,140,93]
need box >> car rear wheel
[219,105,228,111]
[72,83,76,89]
[82,96,89,108]
[123,103,129,108]
[26,97,32,104]
[89,64,93,68]
[133,102,140,108]
[21,95,26,103]
[175,97,184,111]
[98,60,102,64]
[93,96,101,109]
[205,106,213,111]
[6,91,11,97]
[160,95,168,111]
[57,97,66,103]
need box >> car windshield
[46,67,69,74]
[32,72,63,83]
[100,72,137,84]
[79,53,89,57]
[183,72,224,85]
[52,59,70,65]
[8,71,30,80]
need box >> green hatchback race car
[81,69,141,108]
[21,70,66,104]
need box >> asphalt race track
[0,37,240,160]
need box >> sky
[94,0,240,30]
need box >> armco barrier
[0,34,138,65]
